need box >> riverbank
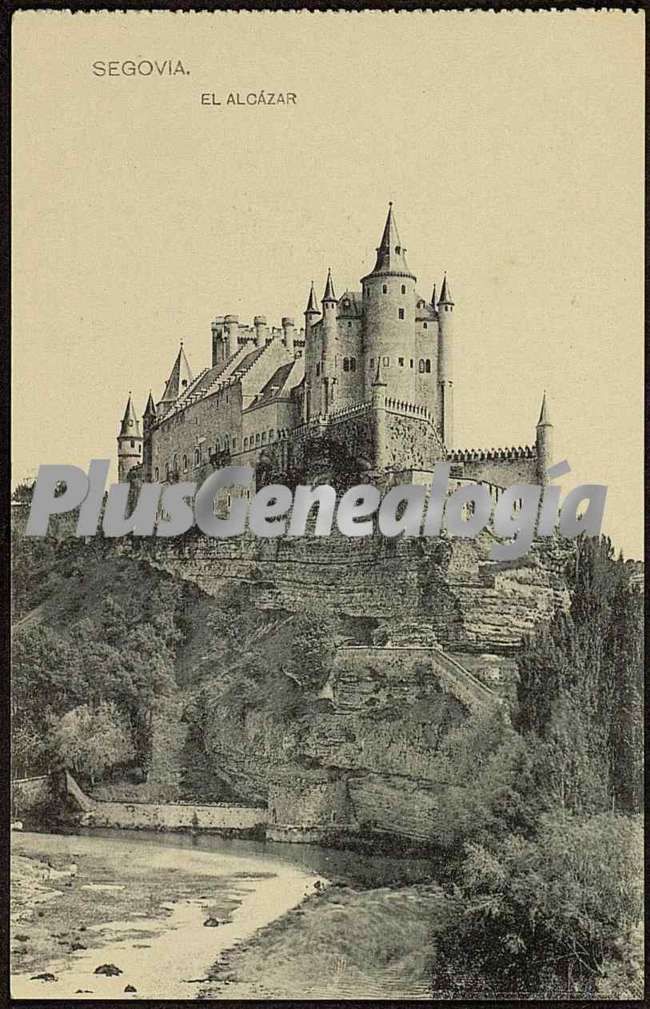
[200,880,451,999]
[11,831,325,999]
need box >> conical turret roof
[439,274,453,304]
[305,281,319,315]
[363,203,415,280]
[159,343,194,406]
[143,390,157,418]
[537,391,551,426]
[322,269,337,303]
[431,283,437,308]
[119,393,141,438]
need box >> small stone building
[267,767,356,828]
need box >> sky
[12,10,644,558]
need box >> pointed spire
[439,274,453,305]
[305,280,319,315]
[364,203,415,280]
[431,283,437,308]
[119,392,141,437]
[537,391,551,426]
[159,343,194,406]
[322,268,337,303]
[143,390,157,419]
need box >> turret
[303,282,320,422]
[321,269,338,415]
[253,315,268,348]
[535,391,553,482]
[223,315,239,360]
[141,391,157,481]
[361,203,417,401]
[282,317,296,356]
[437,273,454,447]
[117,393,143,482]
[157,343,193,417]
[211,316,225,366]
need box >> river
[11,828,437,1000]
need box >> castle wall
[150,383,243,479]
[451,453,540,489]
[268,778,354,827]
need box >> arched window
[425,359,431,373]
[419,359,425,373]
[172,453,178,472]
[370,358,375,370]
[316,363,321,377]
[130,440,135,448]
[268,429,274,440]
[194,448,200,466]
[343,357,349,372]
[401,285,406,294]
[261,432,266,443]
[154,467,159,481]
[382,356,389,366]
[350,357,356,372]
[423,322,428,329]
[165,462,170,479]
[182,454,188,471]
[244,437,248,449]
[255,433,260,445]
[382,284,388,294]
[343,299,350,308]
[398,308,405,319]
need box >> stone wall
[11,775,52,817]
[64,771,268,832]
[268,775,354,827]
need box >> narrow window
[410,359,414,368]
[383,356,389,367]
[370,358,374,370]
[398,308,405,320]
[419,359,425,373]
[256,433,260,445]
[244,437,248,449]
[194,448,200,465]
[268,429,274,440]
[182,454,188,471]
[398,357,404,367]
[425,359,431,374]
[232,438,236,449]
[401,284,406,294]
[262,432,266,443]
[348,321,352,328]
[130,440,135,448]
[154,467,159,480]
[343,357,349,372]
[423,322,428,329]
[382,284,388,294]
[350,357,356,372]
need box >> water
[12,828,436,1000]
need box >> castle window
[423,322,428,329]
[410,359,414,368]
[382,284,387,294]
[343,299,349,308]
[350,357,356,372]
[425,359,431,373]
[398,357,404,367]
[343,357,349,372]
[256,433,260,445]
[261,432,266,443]
[348,321,352,328]
[232,438,236,449]
[130,440,135,448]
[401,285,406,294]
[244,437,248,449]
[268,429,274,440]
[398,308,405,320]
[316,363,321,377]
[194,448,200,466]
[382,356,389,367]
[154,467,159,481]
[370,358,374,370]
[182,454,188,471]
[419,359,425,373]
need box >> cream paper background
[11,10,644,557]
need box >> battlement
[448,445,537,463]
[384,397,433,422]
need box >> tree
[52,702,134,785]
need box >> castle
[117,205,553,496]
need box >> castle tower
[303,282,320,421]
[117,393,143,482]
[437,274,454,447]
[211,316,225,366]
[157,342,193,417]
[142,390,157,481]
[535,391,553,483]
[371,357,389,470]
[253,315,268,348]
[361,204,417,401]
[282,317,296,356]
[321,269,338,415]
